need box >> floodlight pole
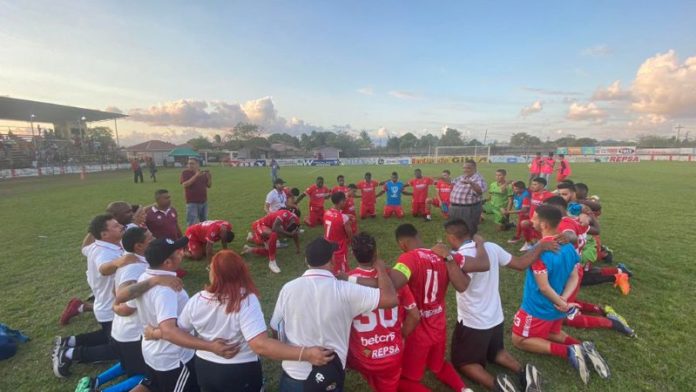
[30,114,37,150]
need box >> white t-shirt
[111,254,148,343]
[83,240,123,322]
[179,291,267,364]
[265,189,287,212]
[135,269,194,371]
[455,241,512,330]
[270,269,380,380]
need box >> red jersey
[357,180,379,206]
[393,248,464,344]
[255,210,299,231]
[186,220,231,244]
[434,180,453,203]
[331,185,355,214]
[530,157,542,173]
[305,184,330,208]
[541,157,555,174]
[323,207,350,243]
[558,216,590,255]
[529,190,555,217]
[348,267,416,371]
[408,177,433,203]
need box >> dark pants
[134,169,144,183]
[449,202,483,234]
[581,268,616,286]
[72,321,117,363]
[144,359,199,392]
[195,357,263,392]
[280,371,305,392]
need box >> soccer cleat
[581,341,611,379]
[60,298,84,326]
[617,263,633,278]
[246,232,253,241]
[268,260,281,273]
[614,273,631,295]
[52,344,72,378]
[74,376,98,392]
[519,242,531,252]
[524,363,542,392]
[508,237,521,244]
[424,215,432,222]
[567,344,590,385]
[601,245,613,263]
[494,373,519,392]
[603,307,636,337]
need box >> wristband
[348,276,358,284]
[299,346,305,361]
[445,254,454,263]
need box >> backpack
[0,323,29,361]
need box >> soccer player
[332,175,358,233]
[511,205,610,385]
[243,208,301,273]
[505,181,531,244]
[295,176,331,227]
[540,152,555,186]
[356,172,380,219]
[406,168,434,221]
[346,233,420,392]
[557,154,572,182]
[323,192,354,274]
[544,196,636,337]
[184,219,234,260]
[428,169,454,218]
[518,177,555,251]
[444,219,558,391]
[376,172,411,219]
[482,169,514,231]
[528,152,542,185]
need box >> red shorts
[305,206,324,227]
[512,309,563,339]
[250,223,269,245]
[360,203,376,218]
[383,205,404,218]
[430,198,450,215]
[332,252,349,275]
[401,335,447,382]
[186,239,206,258]
[567,264,584,302]
[348,359,401,392]
[411,201,428,216]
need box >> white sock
[65,348,74,359]
[67,336,76,347]
[77,304,85,313]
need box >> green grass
[1,162,695,391]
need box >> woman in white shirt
[146,250,333,392]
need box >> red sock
[267,232,278,260]
[576,300,602,314]
[515,221,523,238]
[600,267,618,276]
[434,361,466,391]
[251,248,268,256]
[565,314,613,329]
[397,379,431,392]
[550,343,568,358]
[563,336,581,345]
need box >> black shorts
[195,356,263,392]
[450,321,505,367]
[143,359,199,392]
[110,338,147,376]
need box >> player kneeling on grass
[242,208,301,274]
[511,205,610,385]
[427,169,454,219]
[295,176,331,227]
[324,192,354,275]
[482,169,514,231]
[346,233,421,392]
[184,220,234,261]
[443,218,560,391]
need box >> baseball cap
[274,178,286,185]
[305,237,337,267]
[145,237,189,266]
[303,355,345,392]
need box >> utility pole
[675,124,685,142]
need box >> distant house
[124,140,176,165]
[313,146,341,160]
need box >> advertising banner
[600,155,640,163]
[410,156,488,165]
[488,156,528,163]
[581,146,596,155]
[341,157,380,165]
[595,146,636,155]
[0,163,131,179]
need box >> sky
[1,0,695,145]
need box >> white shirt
[82,240,123,322]
[179,291,267,364]
[135,268,194,371]
[265,189,287,212]
[270,269,380,380]
[111,254,148,343]
[455,241,512,329]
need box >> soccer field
[1,162,694,391]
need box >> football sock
[101,374,143,392]
[600,267,619,276]
[398,378,431,392]
[576,301,602,314]
[563,336,581,345]
[550,343,568,358]
[68,336,76,347]
[96,363,125,385]
[434,361,467,390]
[565,314,613,329]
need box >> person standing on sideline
[180,157,211,226]
[270,159,280,185]
[557,154,572,183]
[482,169,513,231]
[131,159,144,183]
[147,157,157,183]
[265,178,288,214]
[540,152,555,186]
[145,189,183,240]
[449,160,487,235]
[270,237,398,391]
[528,152,542,186]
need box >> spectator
[131,159,143,183]
[270,237,398,391]
[148,157,158,183]
[270,159,280,185]
[265,178,288,213]
[450,160,488,235]
[180,157,211,226]
[145,189,183,240]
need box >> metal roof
[0,96,127,123]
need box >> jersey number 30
[353,308,398,332]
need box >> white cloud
[389,90,420,100]
[566,102,607,123]
[357,87,374,96]
[627,114,667,127]
[592,80,631,101]
[581,44,613,57]
[631,50,696,117]
[520,100,543,117]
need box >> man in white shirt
[270,237,399,391]
[443,219,556,392]
[135,237,238,392]
[265,178,288,213]
[53,214,124,378]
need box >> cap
[145,237,189,266]
[274,178,286,185]
[303,356,345,391]
[305,237,337,267]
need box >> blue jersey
[521,242,579,320]
[513,190,530,211]
[384,181,404,206]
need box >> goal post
[433,145,491,163]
